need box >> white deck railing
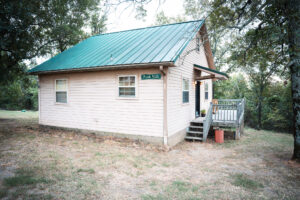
[202,98,245,141]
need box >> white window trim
[182,77,190,104]
[117,75,138,99]
[55,79,68,104]
[204,82,209,101]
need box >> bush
[0,76,38,111]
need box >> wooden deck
[188,99,245,142]
[193,110,238,126]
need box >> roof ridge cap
[92,19,205,37]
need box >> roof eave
[194,64,229,80]
[28,61,175,75]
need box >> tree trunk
[288,0,300,161]
[257,83,263,130]
[258,100,262,129]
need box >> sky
[105,0,186,32]
[32,0,186,66]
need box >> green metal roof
[29,20,204,74]
[194,64,229,79]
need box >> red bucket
[215,129,224,143]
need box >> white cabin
[29,20,229,146]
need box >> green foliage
[0,0,106,83]
[154,11,186,25]
[214,74,248,99]
[91,14,107,35]
[0,189,7,198]
[0,73,38,110]
[214,74,292,132]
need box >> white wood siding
[167,33,213,136]
[39,68,164,137]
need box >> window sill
[117,96,139,100]
[182,102,190,106]
[54,102,69,106]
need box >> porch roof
[194,64,229,80]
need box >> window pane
[183,91,189,103]
[130,76,135,86]
[119,87,135,97]
[183,79,189,91]
[205,92,209,100]
[56,91,67,103]
[119,76,135,86]
[56,80,67,91]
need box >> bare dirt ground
[0,111,299,200]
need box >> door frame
[195,81,200,117]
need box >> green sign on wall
[141,74,161,80]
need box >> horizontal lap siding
[39,68,163,137]
[167,33,212,136]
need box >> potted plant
[201,109,206,117]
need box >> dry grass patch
[0,110,299,199]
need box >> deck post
[241,117,244,135]
[235,126,240,140]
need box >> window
[182,78,189,103]
[55,79,67,103]
[205,82,209,100]
[196,37,200,52]
[118,75,136,97]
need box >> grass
[142,180,203,200]
[0,111,298,199]
[219,128,293,151]
[0,168,52,199]
[171,180,191,192]
[77,168,95,174]
[3,169,51,187]
[0,109,38,119]
[231,174,264,190]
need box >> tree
[184,0,299,161]
[229,27,287,129]
[0,0,106,83]
[287,0,300,161]
[154,11,186,25]
[184,0,233,70]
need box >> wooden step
[185,136,203,141]
[190,121,203,125]
[187,131,203,134]
[189,126,203,129]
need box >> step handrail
[203,102,213,142]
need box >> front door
[195,81,200,117]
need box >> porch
[186,99,245,142]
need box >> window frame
[182,78,189,104]
[55,79,68,104]
[204,82,209,100]
[117,75,137,98]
